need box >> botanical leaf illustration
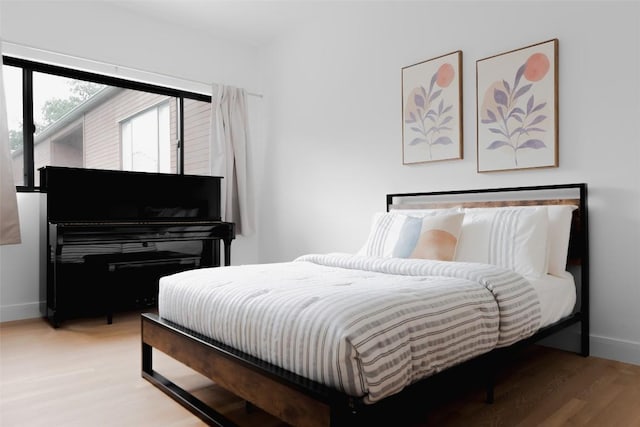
[509,107,525,118]
[429,90,442,103]
[480,51,551,166]
[531,102,546,113]
[404,61,457,160]
[518,139,546,149]
[482,110,497,124]
[429,73,438,92]
[514,64,526,88]
[440,116,453,125]
[513,84,532,100]
[488,140,510,149]
[529,115,546,126]
[494,89,508,106]
[433,136,453,145]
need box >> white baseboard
[591,334,640,366]
[0,301,42,323]
[537,326,640,366]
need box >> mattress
[158,254,542,403]
[531,271,576,327]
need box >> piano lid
[40,167,222,223]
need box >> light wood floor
[1,311,639,427]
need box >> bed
[141,183,589,426]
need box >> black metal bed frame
[141,183,589,426]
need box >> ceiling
[112,0,339,47]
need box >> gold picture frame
[402,51,463,164]
[476,39,558,172]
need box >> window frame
[2,55,212,192]
[120,100,171,173]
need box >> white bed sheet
[530,271,576,327]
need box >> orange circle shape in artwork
[436,63,455,87]
[524,53,550,82]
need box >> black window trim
[2,55,212,191]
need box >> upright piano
[40,166,235,327]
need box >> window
[3,65,24,186]
[121,102,171,173]
[32,72,107,182]
[2,56,212,190]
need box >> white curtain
[0,41,21,245]
[209,84,254,236]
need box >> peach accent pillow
[409,213,465,261]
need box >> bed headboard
[386,183,588,266]
[386,183,589,338]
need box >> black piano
[40,166,235,327]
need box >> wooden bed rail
[141,314,363,427]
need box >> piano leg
[202,239,229,267]
[223,238,232,266]
[48,240,64,329]
[47,309,61,329]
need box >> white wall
[0,193,42,321]
[0,1,265,320]
[0,1,262,92]
[1,1,639,366]
[260,2,640,364]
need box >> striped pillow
[358,213,416,257]
[358,212,464,261]
[454,206,549,278]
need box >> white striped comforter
[158,254,541,403]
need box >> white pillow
[358,211,464,260]
[546,205,578,276]
[454,206,549,278]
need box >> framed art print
[476,39,558,172]
[402,50,463,164]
